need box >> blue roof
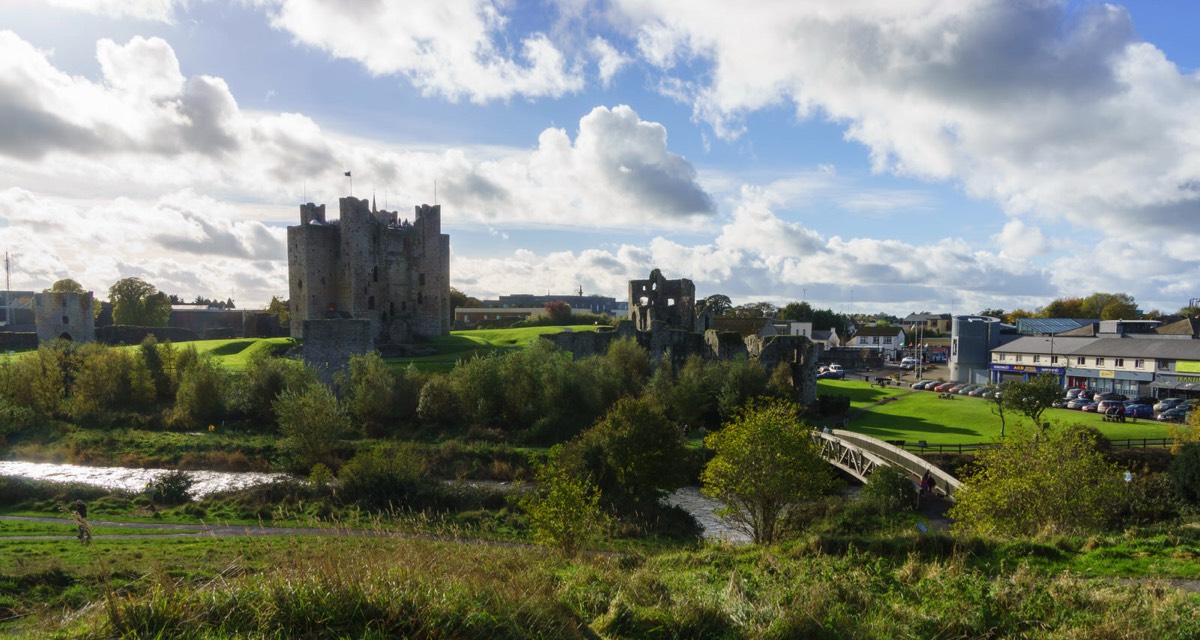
[1016,318,1092,335]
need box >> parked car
[1131,395,1157,406]
[1096,392,1128,402]
[1079,401,1099,412]
[1066,398,1091,410]
[1124,403,1154,420]
[947,384,967,394]
[1064,388,1085,400]
[1077,390,1096,401]
[911,379,934,390]
[900,357,919,370]
[1157,407,1191,423]
[1154,398,1186,413]
[969,386,991,397]
[933,382,956,392]
[1096,400,1124,414]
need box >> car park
[957,384,981,395]
[911,379,934,390]
[1158,407,1191,423]
[1064,388,1084,400]
[933,382,956,392]
[1079,401,1099,412]
[1154,398,1186,413]
[969,386,991,397]
[1124,403,1154,420]
[1066,398,1091,410]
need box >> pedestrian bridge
[812,429,962,500]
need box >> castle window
[372,266,378,283]
[61,297,67,307]
[390,302,395,315]
[62,315,69,324]
[298,279,303,290]
[419,273,426,286]
[418,292,424,304]
[368,296,376,310]
[667,298,675,306]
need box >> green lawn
[828,381,1175,445]
[385,324,605,371]
[186,337,296,369]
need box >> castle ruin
[33,291,95,344]
[550,269,818,404]
[287,197,450,344]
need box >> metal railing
[888,437,1175,454]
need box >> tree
[1002,374,1062,429]
[989,382,1010,437]
[109,277,171,326]
[728,301,778,318]
[1040,297,1085,318]
[266,295,290,327]
[1179,305,1200,318]
[561,396,689,510]
[517,449,609,557]
[448,287,482,310]
[346,352,395,437]
[274,383,352,470]
[701,398,835,544]
[1169,443,1200,506]
[1082,292,1137,319]
[543,300,572,323]
[948,425,1123,537]
[47,279,84,293]
[779,301,814,322]
[978,308,1005,319]
[702,294,732,316]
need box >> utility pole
[2,251,9,327]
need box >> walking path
[0,515,418,542]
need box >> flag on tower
[344,171,351,177]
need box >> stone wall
[288,198,450,343]
[96,326,201,345]
[33,292,95,344]
[302,318,373,386]
[628,269,697,332]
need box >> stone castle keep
[287,197,451,343]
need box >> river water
[0,460,749,542]
[0,461,290,498]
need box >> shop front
[1064,368,1154,395]
[989,363,1064,386]
[1150,373,1200,399]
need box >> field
[822,380,1175,445]
[383,324,604,371]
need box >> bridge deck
[812,429,962,500]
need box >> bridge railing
[821,429,962,499]
[887,437,1175,454]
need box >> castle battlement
[287,196,450,343]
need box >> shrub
[516,449,609,557]
[1170,443,1200,506]
[858,465,918,515]
[153,470,196,505]
[336,444,426,508]
[816,393,851,417]
[171,353,227,428]
[274,383,351,471]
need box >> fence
[891,437,1175,454]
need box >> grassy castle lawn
[821,379,1174,445]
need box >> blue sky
[1,0,1198,317]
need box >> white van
[900,357,918,369]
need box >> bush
[816,394,851,417]
[1170,443,1200,506]
[858,465,918,515]
[337,444,427,508]
[153,470,196,505]
[0,396,37,444]
[274,383,351,471]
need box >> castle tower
[33,291,95,344]
[287,197,450,342]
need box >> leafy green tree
[702,398,835,545]
[717,356,768,421]
[1040,297,1085,318]
[561,396,689,510]
[948,425,1123,538]
[171,353,227,428]
[109,277,171,326]
[448,287,482,310]
[1002,374,1062,430]
[274,383,351,470]
[978,308,1005,319]
[989,382,1010,437]
[779,301,814,322]
[234,351,315,427]
[518,450,609,557]
[702,294,732,315]
[70,343,155,419]
[266,296,290,327]
[0,344,68,416]
[346,352,395,437]
[47,278,84,293]
[1082,292,1138,319]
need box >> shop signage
[1099,370,1115,378]
[990,363,1062,374]
[1178,361,1200,374]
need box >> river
[0,460,750,542]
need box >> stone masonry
[302,318,373,386]
[287,197,450,343]
[33,291,95,344]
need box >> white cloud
[256,0,585,102]
[45,0,183,23]
[994,220,1048,260]
[590,36,631,86]
[612,0,1200,239]
[0,188,287,306]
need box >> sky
[1,0,1199,317]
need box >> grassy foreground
[5,523,1200,639]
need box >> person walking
[72,499,91,545]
